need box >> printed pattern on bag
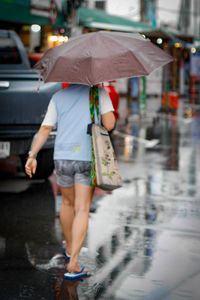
[92,124,121,190]
[102,140,115,177]
[89,85,122,190]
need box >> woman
[25,84,115,280]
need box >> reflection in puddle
[73,112,200,299]
[56,278,82,300]
[1,106,200,299]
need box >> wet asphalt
[0,96,200,300]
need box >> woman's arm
[101,111,116,131]
[100,87,116,131]
[25,125,53,178]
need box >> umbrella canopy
[34,31,173,86]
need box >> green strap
[89,85,99,187]
[89,85,99,123]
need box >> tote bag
[89,85,122,191]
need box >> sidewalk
[75,95,200,299]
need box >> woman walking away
[25,84,115,280]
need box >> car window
[0,37,21,64]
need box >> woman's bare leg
[60,186,75,255]
[67,183,94,273]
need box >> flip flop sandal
[64,266,88,281]
[62,240,71,260]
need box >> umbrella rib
[100,33,151,75]
[103,32,171,74]
[128,50,150,75]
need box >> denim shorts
[54,160,91,187]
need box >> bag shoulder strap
[89,85,100,124]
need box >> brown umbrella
[34,31,173,85]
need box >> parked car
[0,29,62,178]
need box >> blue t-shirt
[42,84,114,161]
[53,84,92,161]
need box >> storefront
[77,6,155,33]
[0,0,66,52]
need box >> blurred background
[0,0,199,120]
[1,1,200,300]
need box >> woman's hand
[24,126,53,178]
[25,158,37,178]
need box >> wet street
[0,96,200,300]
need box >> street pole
[194,0,198,38]
[165,80,169,110]
[63,0,82,37]
[139,76,146,117]
[172,47,178,92]
[165,80,169,144]
[140,0,145,22]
